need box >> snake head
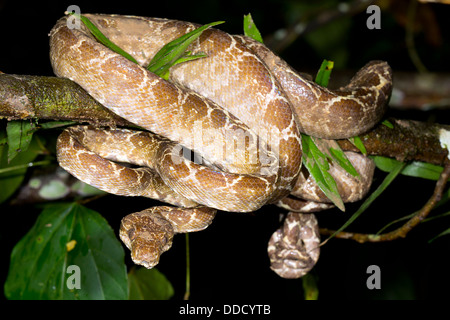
[119,209,175,268]
[268,212,320,279]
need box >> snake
[49,14,392,278]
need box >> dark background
[1,0,450,300]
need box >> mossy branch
[0,73,449,166]
[0,73,132,127]
[337,119,450,166]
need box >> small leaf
[382,119,394,129]
[328,146,359,177]
[301,134,345,211]
[6,120,36,162]
[174,51,208,65]
[71,13,138,64]
[153,51,208,80]
[373,156,446,181]
[348,136,367,155]
[128,267,174,300]
[0,132,40,204]
[312,138,359,177]
[314,60,334,88]
[243,13,263,43]
[147,21,224,79]
[4,203,128,300]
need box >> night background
[1,0,450,301]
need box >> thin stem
[320,160,406,245]
[320,162,450,242]
[0,160,52,174]
[183,233,191,300]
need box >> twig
[183,233,191,300]
[319,161,450,242]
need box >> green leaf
[322,160,406,244]
[243,13,263,43]
[348,136,367,155]
[0,132,41,204]
[72,12,223,81]
[372,156,446,181]
[173,51,208,65]
[147,21,224,80]
[71,13,138,64]
[152,51,208,81]
[314,60,334,87]
[382,119,394,129]
[6,120,36,163]
[301,134,345,211]
[312,138,359,177]
[128,267,174,300]
[299,60,360,209]
[328,146,359,177]
[4,203,128,300]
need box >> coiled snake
[49,14,392,278]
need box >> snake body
[50,14,392,278]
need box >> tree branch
[0,73,132,127]
[337,119,450,166]
[1,73,449,166]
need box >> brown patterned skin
[268,212,320,279]
[239,36,392,139]
[120,206,216,268]
[50,14,392,278]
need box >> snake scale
[49,14,392,278]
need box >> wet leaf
[4,203,128,300]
